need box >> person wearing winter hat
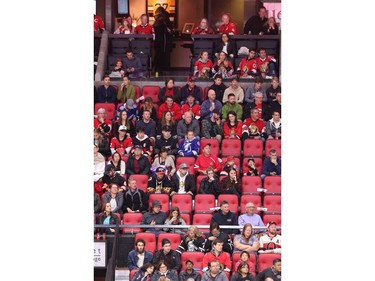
[152,238,181,272]
[140,200,167,234]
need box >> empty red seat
[142,85,160,103]
[263,176,281,195]
[176,157,196,175]
[196,175,206,194]
[221,139,241,158]
[199,138,219,155]
[180,213,191,225]
[240,195,262,214]
[127,174,149,193]
[262,214,281,226]
[242,157,263,176]
[265,139,281,156]
[134,85,141,99]
[157,233,182,251]
[181,252,205,271]
[134,232,157,253]
[129,269,138,281]
[243,139,263,158]
[122,213,143,234]
[218,194,238,214]
[241,176,262,195]
[192,213,212,233]
[263,195,281,214]
[194,194,215,213]
[258,253,281,272]
[171,194,193,213]
[148,194,170,211]
[94,103,116,120]
[203,86,210,100]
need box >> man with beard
[127,238,153,271]
[242,108,266,141]
[170,163,196,197]
[221,93,243,121]
[258,222,281,254]
[147,167,173,196]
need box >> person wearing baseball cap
[154,125,178,158]
[140,199,167,234]
[170,162,196,197]
[125,143,151,176]
[109,124,133,155]
[180,75,201,104]
[258,221,281,254]
[152,238,182,272]
[147,166,173,195]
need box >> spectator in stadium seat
[214,33,236,61]
[158,78,181,104]
[238,202,265,228]
[221,93,243,121]
[179,260,201,281]
[114,110,134,138]
[156,111,177,138]
[180,76,201,105]
[151,259,179,281]
[131,263,155,281]
[199,167,220,198]
[151,147,176,177]
[201,109,223,144]
[242,108,266,141]
[194,51,214,79]
[265,77,281,104]
[94,145,105,182]
[128,239,154,271]
[223,111,243,139]
[265,111,281,139]
[94,14,105,32]
[178,130,200,158]
[255,48,277,80]
[258,221,281,254]
[158,96,182,121]
[268,92,281,118]
[230,262,255,281]
[220,155,239,177]
[110,59,125,78]
[201,89,223,121]
[222,78,244,104]
[154,125,178,158]
[102,164,126,191]
[99,202,118,235]
[103,183,124,215]
[243,158,259,177]
[194,143,222,175]
[117,75,136,104]
[152,240,181,272]
[131,127,153,157]
[219,168,242,201]
[110,125,133,155]
[116,99,139,123]
[233,251,256,277]
[163,206,187,234]
[134,14,154,35]
[202,239,231,272]
[94,128,111,157]
[114,18,132,34]
[256,258,281,281]
[233,223,260,254]
[139,97,158,122]
[204,221,233,254]
[123,50,144,78]
[170,163,196,197]
[218,13,238,35]
[244,6,267,35]
[126,145,151,176]
[136,110,157,141]
[107,151,126,175]
[147,166,173,195]
[192,17,215,34]
[95,75,117,103]
[211,201,239,235]
[176,225,205,254]
[263,17,279,35]
[177,111,200,139]
[181,94,201,119]
[124,177,148,213]
[212,51,234,79]
[201,260,229,281]
[245,77,267,104]
[261,149,281,180]
[94,192,102,213]
[236,49,257,79]
[94,108,112,138]
[141,200,167,234]
[208,75,227,103]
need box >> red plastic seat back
[263,195,281,214]
[171,194,193,213]
[240,195,262,214]
[258,253,281,272]
[157,233,182,251]
[194,194,215,213]
[243,139,263,157]
[181,252,205,271]
[134,232,157,253]
[142,85,161,103]
[264,176,281,195]
[265,139,281,156]
[218,194,238,214]
[196,175,206,194]
[241,176,262,195]
[176,157,196,175]
[221,139,241,158]
[94,103,116,120]
[199,138,219,155]
[149,194,170,211]
[180,213,191,225]
[262,214,281,226]
[122,213,143,233]
[128,174,149,192]
[192,213,212,233]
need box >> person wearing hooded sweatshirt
[124,177,148,213]
[170,163,196,197]
[131,127,153,157]
[178,130,200,158]
[265,111,281,140]
[201,260,229,281]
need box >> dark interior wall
[177,0,205,31]
[96,0,106,21]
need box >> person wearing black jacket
[208,75,227,103]
[124,177,148,213]
[154,126,178,157]
[256,258,281,281]
[158,78,181,104]
[152,238,181,272]
[230,263,255,281]
[98,202,119,234]
[214,33,236,61]
[204,221,233,254]
[211,200,239,235]
[244,6,268,35]
[170,163,196,197]
[199,167,220,199]
[126,145,151,177]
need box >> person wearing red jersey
[181,94,201,119]
[114,18,132,34]
[157,96,182,121]
[94,15,105,32]
[110,125,133,155]
[194,143,222,175]
[94,108,112,138]
[256,48,277,79]
[258,221,282,254]
[192,18,215,34]
[202,239,232,273]
[194,51,213,78]
[242,108,266,141]
[218,14,237,35]
[223,111,242,139]
[237,49,257,78]
[243,92,271,122]
[134,14,154,34]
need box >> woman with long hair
[192,18,215,34]
[94,128,111,157]
[176,225,205,254]
[214,33,236,60]
[139,97,157,121]
[158,78,181,104]
[233,223,260,253]
[156,111,177,136]
[98,202,118,235]
[223,111,243,139]
[163,206,187,234]
[219,168,242,200]
[230,262,256,281]
[131,263,155,281]
[108,151,126,175]
[212,51,234,78]
[113,110,134,138]
[194,51,213,78]
[262,17,279,35]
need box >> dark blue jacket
[211,210,239,234]
[180,84,201,104]
[96,85,117,103]
[262,157,281,176]
[127,249,153,271]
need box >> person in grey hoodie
[140,200,167,234]
[201,260,229,281]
